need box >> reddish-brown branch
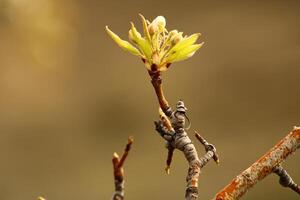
[148,70,171,116]
[112,137,133,200]
[213,127,300,200]
[165,146,174,174]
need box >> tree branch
[213,127,300,200]
[154,102,219,200]
[112,137,133,200]
[148,70,172,116]
[148,64,220,200]
[195,131,220,165]
[273,165,300,195]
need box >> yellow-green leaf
[139,14,151,42]
[105,26,141,56]
[166,42,204,63]
[129,23,152,59]
[168,33,201,55]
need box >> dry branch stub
[112,137,133,200]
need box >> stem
[213,127,300,200]
[149,69,219,200]
[148,70,171,116]
[112,137,133,200]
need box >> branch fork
[154,99,219,200]
[112,137,133,200]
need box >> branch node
[195,131,220,165]
[112,137,134,200]
[273,165,300,195]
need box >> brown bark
[213,127,300,200]
[148,70,172,116]
[112,137,133,200]
[165,146,175,174]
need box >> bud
[148,23,158,35]
[171,32,183,45]
[168,30,178,39]
[113,152,119,159]
[165,166,170,174]
[152,16,166,29]
[148,16,166,34]
[106,14,203,72]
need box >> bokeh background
[0,0,299,199]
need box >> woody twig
[213,127,300,200]
[111,137,133,200]
[106,14,205,200]
[195,131,219,167]
[154,94,219,200]
[273,165,300,195]
[105,14,298,200]
[148,70,172,116]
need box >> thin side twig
[155,104,201,200]
[148,66,220,200]
[213,127,300,200]
[273,165,300,195]
[112,137,133,200]
[195,131,220,165]
[154,101,219,200]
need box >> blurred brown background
[0,0,299,199]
